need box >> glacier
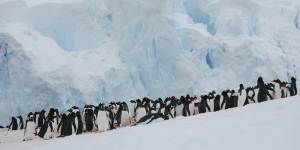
[0,0,300,124]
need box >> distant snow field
[1,95,299,150]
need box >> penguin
[135,102,147,123]
[57,113,76,137]
[127,100,137,120]
[135,113,169,125]
[33,112,40,128]
[256,77,274,103]
[23,112,36,141]
[84,108,95,132]
[75,111,83,135]
[230,90,239,108]
[16,116,24,130]
[213,95,221,111]
[221,91,231,109]
[244,87,256,105]
[182,95,191,117]
[37,119,53,140]
[0,125,4,128]
[96,106,111,132]
[237,88,247,107]
[7,117,18,131]
[195,95,210,114]
[120,102,131,127]
[207,93,215,112]
[37,110,46,131]
[176,99,184,117]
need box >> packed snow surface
[0,95,299,150]
[0,0,300,123]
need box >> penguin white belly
[24,122,35,141]
[52,120,59,138]
[176,104,183,116]
[97,111,110,132]
[35,114,39,128]
[120,111,131,127]
[128,102,136,118]
[207,99,214,112]
[189,101,195,115]
[273,83,282,99]
[238,90,247,107]
[135,108,146,122]
[253,89,259,103]
[43,124,52,140]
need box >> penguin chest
[207,99,214,112]
[97,111,110,132]
[135,108,146,121]
[120,111,131,127]
[176,104,183,116]
[238,90,247,107]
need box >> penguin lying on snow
[135,113,169,125]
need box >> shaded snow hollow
[0,95,299,150]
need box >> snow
[1,95,299,150]
[0,0,300,124]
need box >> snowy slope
[1,96,299,150]
[0,0,300,123]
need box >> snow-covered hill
[1,95,299,150]
[0,0,300,123]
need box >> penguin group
[2,77,297,141]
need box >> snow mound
[1,95,299,150]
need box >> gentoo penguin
[136,113,169,125]
[176,99,184,117]
[127,100,137,119]
[23,112,36,141]
[182,96,191,117]
[221,91,231,109]
[7,117,18,131]
[256,77,274,103]
[244,88,256,105]
[57,113,76,137]
[16,116,24,129]
[0,125,4,128]
[237,88,247,107]
[213,95,221,111]
[115,102,131,127]
[207,92,215,112]
[96,106,111,132]
[135,101,147,123]
[230,90,239,108]
[75,112,83,135]
[195,95,210,114]
[37,119,53,139]
[84,108,95,132]
[37,110,46,130]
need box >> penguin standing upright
[84,108,95,132]
[36,110,46,133]
[16,116,24,130]
[75,112,83,135]
[23,112,36,141]
[7,117,18,131]
[96,106,111,132]
[119,102,131,127]
[221,91,231,109]
[237,88,247,107]
[213,95,221,111]
[256,77,274,102]
[195,95,210,114]
[207,92,215,112]
[230,90,239,108]
[289,77,298,96]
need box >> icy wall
[0,0,299,124]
